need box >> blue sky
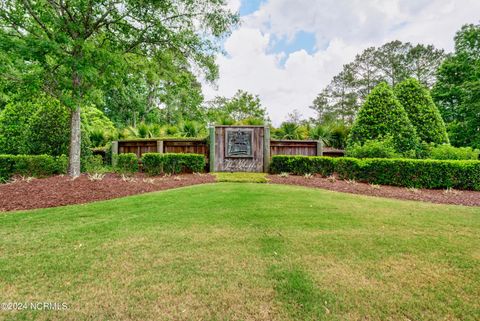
[205,0,480,125]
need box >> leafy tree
[104,53,205,127]
[395,78,449,144]
[432,23,480,148]
[0,100,36,154]
[206,90,269,124]
[347,83,418,153]
[311,41,446,124]
[0,0,238,176]
[24,97,71,156]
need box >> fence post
[209,127,215,172]
[263,126,270,173]
[156,140,164,154]
[112,141,119,167]
[317,140,324,156]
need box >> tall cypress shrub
[347,82,418,153]
[395,78,449,144]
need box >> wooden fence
[112,138,209,161]
[112,136,344,168]
[270,140,319,156]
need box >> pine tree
[395,78,449,144]
[347,82,418,153]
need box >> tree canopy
[0,0,239,176]
[432,23,480,148]
[310,41,446,124]
[205,90,269,124]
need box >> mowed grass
[0,183,479,321]
[213,172,268,183]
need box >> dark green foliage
[0,100,36,154]
[269,156,336,176]
[270,155,480,190]
[357,158,480,190]
[346,138,399,159]
[142,153,206,175]
[334,158,364,180]
[347,83,418,153]
[82,155,105,173]
[0,154,67,182]
[142,153,164,176]
[395,78,449,144]
[429,145,479,160]
[115,153,138,173]
[25,98,70,156]
[433,23,480,148]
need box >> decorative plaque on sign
[225,128,253,158]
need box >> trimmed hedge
[115,153,139,173]
[142,153,206,175]
[270,155,480,190]
[0,154,67,182]
[269,155,335,176]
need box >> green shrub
[24,97,71,156]
[0,154,67,182]
[0,100,36,154]
[347,82,418,153]
[429,145,479,160]
[142,153,164,176]
[270,155,480,190]
[270,155,336,176]
[142,153,205,175]
[82,155,105,173]
[335,157,365,180]
[115,153,138,173]
[395,78,449,144]
[360,158,480,190]
[346,138,399,159]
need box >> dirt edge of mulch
[0,173,216,212]
[267,174,480,207]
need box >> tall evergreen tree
[347,83,418,153]
[395,78,449,145]
[432,23,480,148]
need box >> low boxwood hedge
[115,153,139,173]
[269,155,336,176]
[270,155,480,190]
[0,154,67,183]
[142,153,205,175]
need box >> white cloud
[204,0,480,125]
[225,0,241,12]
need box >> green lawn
[1,183,479,321]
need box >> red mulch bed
[268,174,480,207]
[0,173,215,212]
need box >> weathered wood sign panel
[210,126,269,172]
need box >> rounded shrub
[395,78,449,144]
[347,83,419,154]
[346,138,399,159]
[24,97,70,156]
[429,144,479,160]
[115,153,139,173]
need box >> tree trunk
[68,106,81,177]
